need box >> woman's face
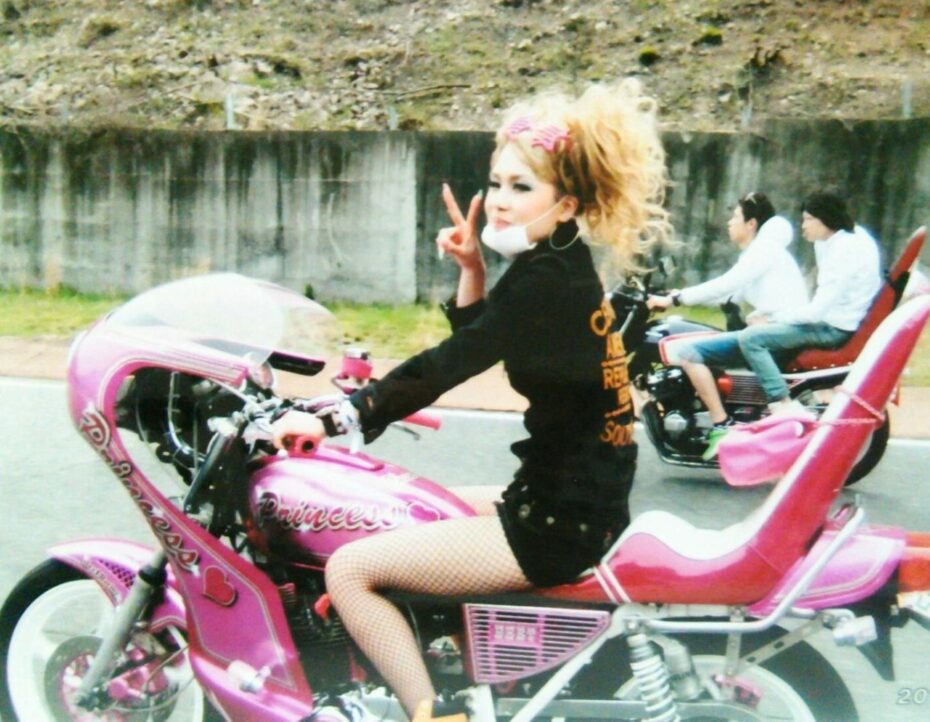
[485,143,576,243]
[801,211,832,242]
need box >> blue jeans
[738,323,853,402]
[678,331,746,367]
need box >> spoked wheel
[568,627,857,721]
[619,631,858,722]
[0,560,212,721]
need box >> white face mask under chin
[480,223,535,259]
[480,202,562,260]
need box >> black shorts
[496,495,627,588]
[497,508,609,587]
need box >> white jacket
[678,216,808,318]
[773,225,881,331]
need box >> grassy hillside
[1,0,928,132]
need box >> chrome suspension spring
[627,633,681,722]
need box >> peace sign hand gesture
[436,183,485,273]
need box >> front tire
[0,560,212,721]
[843,412,890,486]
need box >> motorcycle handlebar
[246,396,442,458]
[402,410,442,430]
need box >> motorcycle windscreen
[105,272,334,367]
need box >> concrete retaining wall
[1,119,928,302]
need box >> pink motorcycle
[2,272,929,721]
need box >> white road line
[0,376,64,389]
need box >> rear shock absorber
[627,633,680,722]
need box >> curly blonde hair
[493,78,672,275]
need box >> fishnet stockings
[449,484,504,516]
[325,514,529,716]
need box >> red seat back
[787,226,926,371]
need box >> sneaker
[702,418,735,461]
[767,398,808,417]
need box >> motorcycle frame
[55,293,930,721]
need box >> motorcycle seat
[657,330,717,366]
[787,226,925,372]
[542,294,930,607]
[658,227,925,376]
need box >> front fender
[49,538,186,632]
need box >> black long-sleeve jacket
[350,226,636,578]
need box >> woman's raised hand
[436,183,484,272]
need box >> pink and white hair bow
[505,116,573,153]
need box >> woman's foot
[410,698,468,722]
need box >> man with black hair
[648,191,808,452]
[738,190,881,415]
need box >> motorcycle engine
[278,580,356,692]
[648,366,692,408]
[662,412,689,439]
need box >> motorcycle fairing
[49,538,186,631]
[68,324,315,707]
[542,296,930,606]
[190,656,318,722]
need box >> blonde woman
[272,79,671,722]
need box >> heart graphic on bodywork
[203,566,237,606]
[406,501,441,523]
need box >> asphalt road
[2,377,930,721]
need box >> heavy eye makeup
[487,176,533,192]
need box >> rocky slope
[1,0,928,133]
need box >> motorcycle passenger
[271,80,671,722]
[646,192,808,453]
[739,190,882,415]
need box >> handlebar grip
[284,434,319,457]
[403,410,442,430]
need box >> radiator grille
[722,374,767,405]
[464,604,609,684]
[722,374,804,406]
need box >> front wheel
[0,560,212,721]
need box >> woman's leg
[325,516,530,716]
[449,485,504,516]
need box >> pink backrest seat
[544,294,930,605]
[787,226,925,372]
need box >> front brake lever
[390,423,422,441]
